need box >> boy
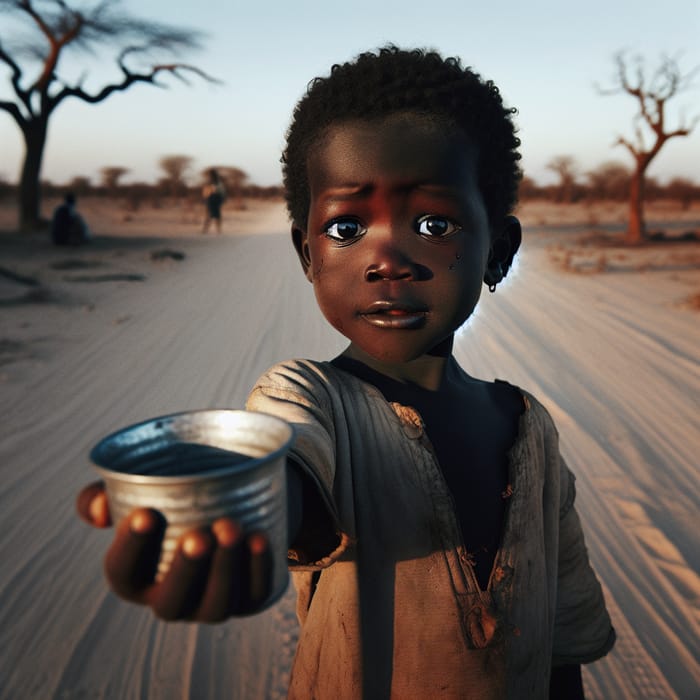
[79,47,615,698]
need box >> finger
[76,481,111,527]
[195,519,244,622]
[104,508,165,601]
[152,528,215,621]
[244,532,273,612]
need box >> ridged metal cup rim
[90,409,295,485]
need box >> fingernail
[130,509,156,534]
[247,532,268,555]
[212,519,241,547]
[89,493,109,527]
[182,532,209,559]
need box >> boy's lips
[360,300,429,329]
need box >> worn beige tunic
[246,360,615,699]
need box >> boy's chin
[344,336,453,366]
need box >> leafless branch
[16,0,57,45]
[614,135,637,157]
[0,40,24,89]
[49,62,220,108]
[664,125,693,139]
[0,98,26,125]
[0,40,33,117]
[68,3,205,55]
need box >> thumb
[76,480,112,528]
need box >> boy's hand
[76,482,273,622]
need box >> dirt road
[1,206,697,698]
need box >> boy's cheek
[313,290,348,336]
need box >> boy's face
[293,113,508,364]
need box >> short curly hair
[282,46,521,229]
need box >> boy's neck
[340,337,457,392]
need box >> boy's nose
[364,236,418,282]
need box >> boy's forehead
[307,114,478,190]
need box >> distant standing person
[51,192,90,246]
[202,168,226,234]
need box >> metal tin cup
[90,409,295,607]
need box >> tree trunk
[19,118,49,232]
[626,167,646,244]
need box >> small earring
[484,262,503,293]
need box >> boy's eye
[324,218,366,243]
[415,215,461,239]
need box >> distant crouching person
[51,192,90,246]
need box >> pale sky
[1,0,698,188]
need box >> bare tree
[599,52,699,243]
[0,0,216,230]
[546,155,579,203]
[159,154,192,198]
[100,165,130,194]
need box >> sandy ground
[0,197,698,699]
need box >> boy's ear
[291,224,313,281]
[484,215,522,288]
